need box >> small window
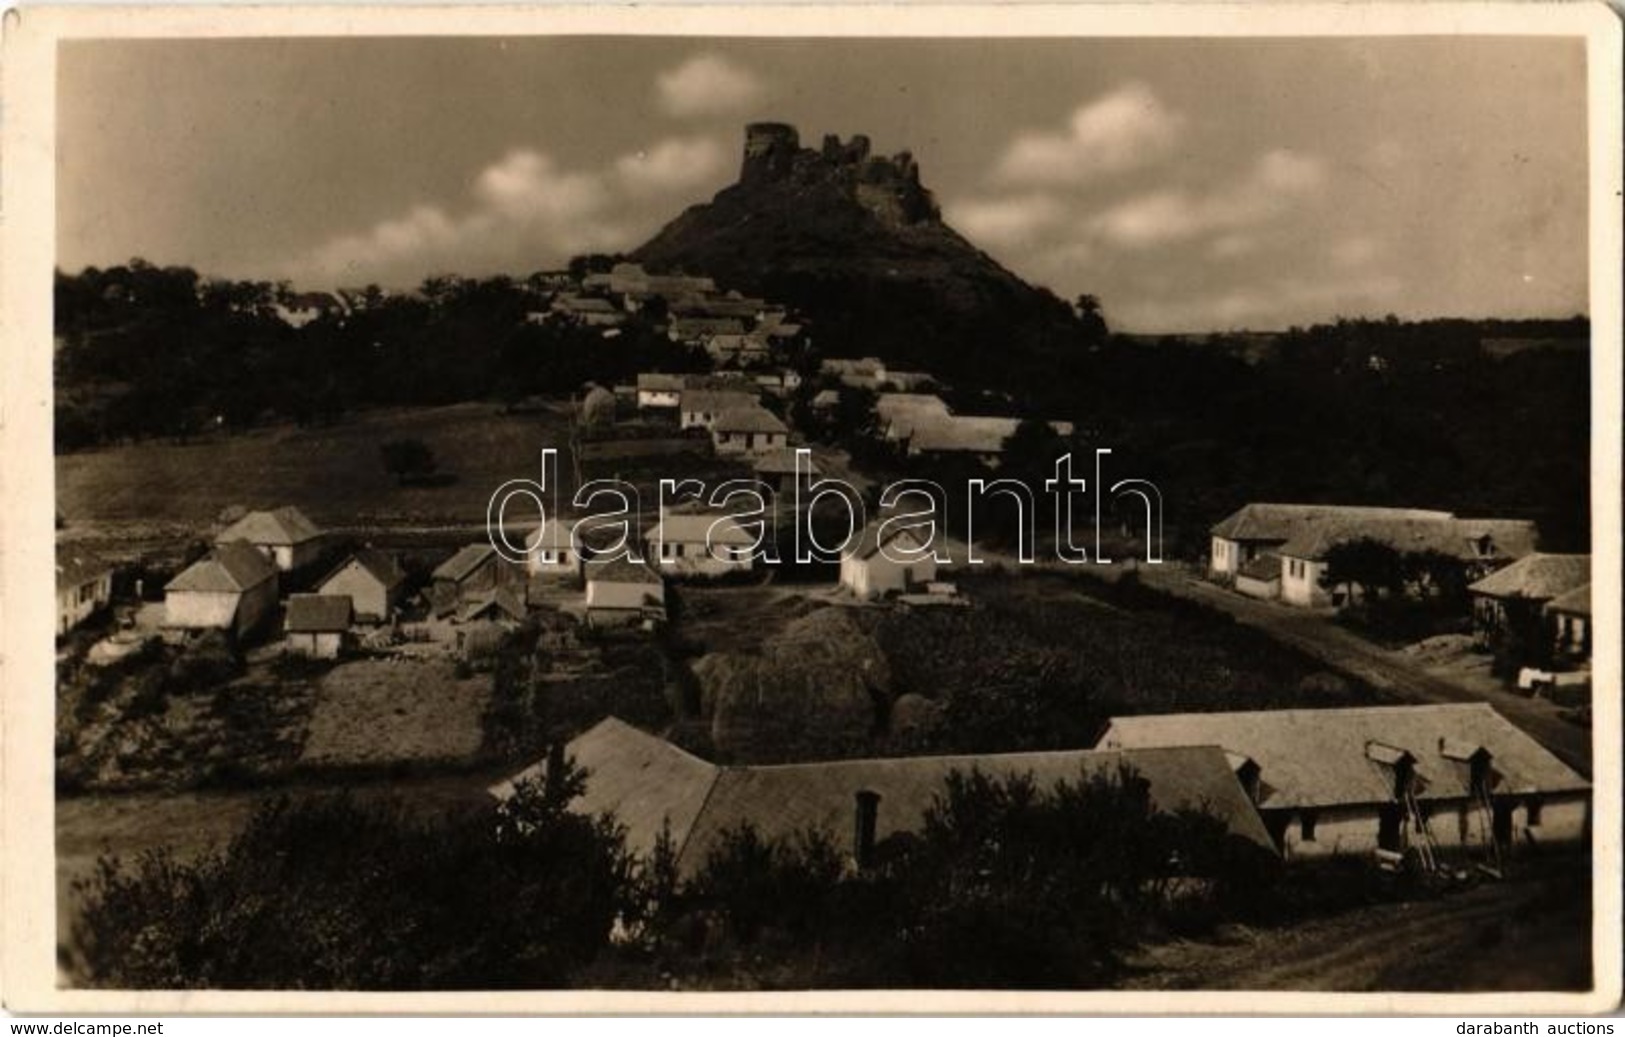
[1526,798,1544,827]
[1300,811,1318,842]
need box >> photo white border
[2,2,1620,1015]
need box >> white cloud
[942,193,1065,249]
[1090,149,1328,249]
[995,82,1185,186]
[614,135,729,198]
[656,54,764,118]
[299,138,732,285]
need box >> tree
[380,438,438,486]
[1320,537,1405,604]
[1075,294,1108,347]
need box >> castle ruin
[738,122,937,225]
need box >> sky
[58,35,1589,332]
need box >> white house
[57,549,115,636]
[680,388,758,430]
[216,506,325,573]
[711,406,789,455]
[583,557,667,628]
[314,548,405,624]
[646,508,757,577]
[840,523,938,600]
[1097,703,1590,862]
[525,517,581,578]
[284,594,352,659]
[1468,553,1592,647]
[164,541,279,640]
[635,373,684,411]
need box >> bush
[72,761,633,989]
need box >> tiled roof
[167,541,277,594]
[431,543,497,583]
[584,555,664,586]
[1545,583,1591,616]
[1237,553,1282,582]
[713,406,788,435]
[317,548,405,594]
[1100,704,1589,810]
[751,448,815,477]
[57,548,114,592]
[285,593,352,633]
[525,517,577,552]
[1210,503,1454,542]
[637,373,685,392]
[493,718,1277,878]
[217,506,322,547]
[681,388,758,415]
[1468,553,1591,601]
[650,510,758,547]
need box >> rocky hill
[633,123,1085,388]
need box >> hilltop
[633,123,1088,389]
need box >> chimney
[853,790,881,870]
[544,740,566,800]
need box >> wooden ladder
[1402,790,1440,873]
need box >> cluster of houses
[1208,502,1591,667]
[534,262,809,369]
[498,699,1590,875]
[108,495,947,663]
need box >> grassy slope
[56,401,576,532]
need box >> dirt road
[1125,566,1593,777]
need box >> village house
[810,388,841,414]
[635,373,684,412]
[820,356,885,389]
[905,416,1073,468]
[1208,503,1537,607]
[752,369,804,398]
[1277,515,1539,608]
[705,333,772,367]
[675,289,766,322]
[491,717,1277,879]
[216,505,325,573]
[840,521,940,600]
[427,543,524,619]
[56,549,116,637]
[751,447,817,502]
[1546,584,1592,663]
[163,540,279,640]
[646,508,758,577]
[524,516,581,579]
[582,557,667,628]
[283,594,352,659]
[1097,703,1590,862]
[876,393,951,442]
[679,388,759,430]
[754,312,804,344]
[711,406,790,455]
[313,548,406,624]
[1467,552,1592,647]
[669,316,746,345]
[549,294,626,327]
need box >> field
[299,657,490,769]
[56,401,576,534]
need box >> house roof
[713,406,788,435]
[285,593,352,633]
[167,540,277,594]
[1210,503,1455,543]
[751,448,815,477]
[217,505,322,547]
[1237,553,1282,582]
[584,555,664,586]
[1099,704,1589,810]
[1545,583,1591,616]
[462,586,528,623]
[681,388,758,415]
[57,548,114,592]
[650,509,758,546]
[1277,515,1539,563]
[559,296,619,314]
[811,389,841,408]
[492,718,1276,878]
[317,548,405,594]
[1467,553,1591,601]
[636,373,685,393]
[906,415,1024,455]
[525,517,577,552]
[671,316,746,337]
[431,543,497,583]
[876,393,951,425]
[849,520,936,560]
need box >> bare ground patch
[300,657,490,768]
